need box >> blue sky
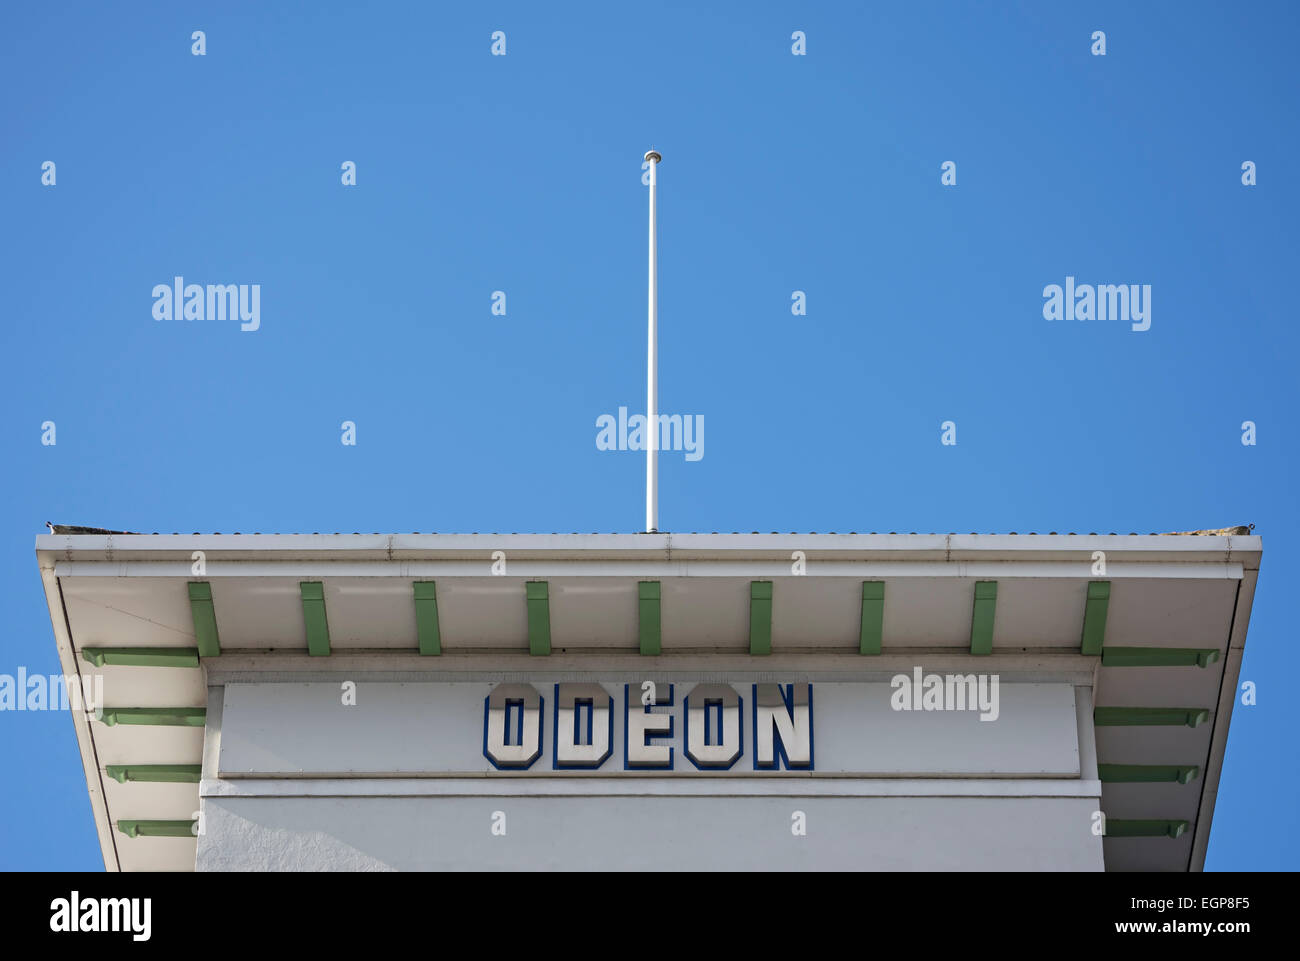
[1,1,1295,869]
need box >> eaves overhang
[37,530,1261,872]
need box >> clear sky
[2,1,1295,870]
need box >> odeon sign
[483,683,814,772]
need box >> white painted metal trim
[201,776,1103,800]
[48,559,1246,580]
[38,564,119,872]
[1189,565,1258,870]
[201,651,1099,685]
[35,531,1262,565]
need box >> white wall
[197,794,1103,871]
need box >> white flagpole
[644,149,661,534]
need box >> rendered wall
[197,794,1103,871]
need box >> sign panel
[217,680,1079,777]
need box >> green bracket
[859,581,884,655]
[1098,764,1200,785]
[1093,707,1209,728]
[1101,647,1221,668]
[1080,581,1110,656]
[300,581,331,656]
[106,764,203,784]
[81,647,199,669]
[969,581,997,655]
[99,707,206,727]
[117,819,198,839]
[749,581,773,655]
[638,581,661,655]
[188,581,221,657]
[526,582,551,655]
[1105,819,1190,839]
[413,582,441,655]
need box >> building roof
[47,525,1254,536]
[37,529,1261,872]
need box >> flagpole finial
[644,149,661,163]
